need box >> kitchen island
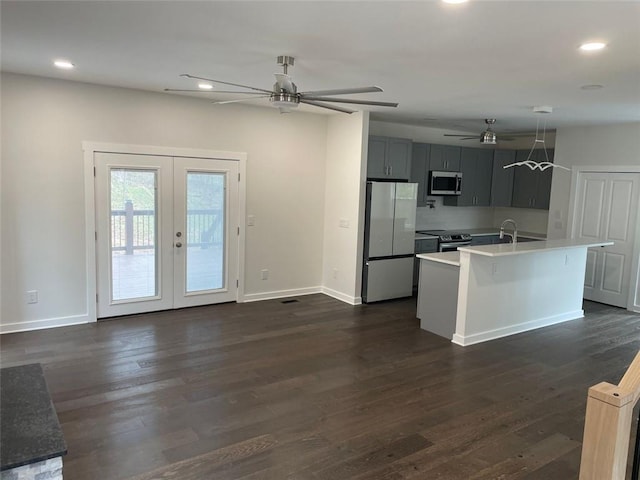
[417,238,613,346]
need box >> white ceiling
[2,1,639,134]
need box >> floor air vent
[281,299,299,304]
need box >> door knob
[175,242,182,248]
[176,232,182,237]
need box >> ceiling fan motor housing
[480,130,497,144]
[270,93,300,108]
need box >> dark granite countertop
[0,363,67,471]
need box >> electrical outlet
[26,290,38,304]
[339,219,349,228]
[247,215,255,226]
[261,269,269,280]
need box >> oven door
[439,241,471,252]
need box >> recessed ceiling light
[581,84,604,90]
[53,59,74,69]
[198,83,213,90]
[579,42,606,51]
[442,0,468,3]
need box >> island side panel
[417,258,459,340]
[453,248,588,346]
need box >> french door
[572,172,640,307]
[95,152,239,318]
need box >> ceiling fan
[165,55,399,114]
[443,119,534,144]
[445,119,500,144]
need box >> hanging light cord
[503,116,570,171]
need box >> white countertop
[457,238,613,257]
[415,228,547,240]
[415,233,439,240]
[416,251,461,266]
[457,228,547,240]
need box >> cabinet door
[443,148,493,207]
[491,150,516,207]
[410,143,430,206]
[386,138,412,180]
[454,148,477,206]
[415,238,438,253]
[367,136,388,179]
[511,150,538,208]
[473,149,494,206]
[429,145,461,171]
[470,235,494,246]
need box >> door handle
[175,242,182,248]
[176,232,182,237]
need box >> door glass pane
[185,172,225,292]
[110,169,157,300]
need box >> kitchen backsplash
[416,197,549,234]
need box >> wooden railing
[111,201,223,254]
[579,350,640,479]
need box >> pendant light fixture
[503,106,570,172]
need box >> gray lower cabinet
[443,148,493,207]
[410,143,430,206]
[367,136,412,180]
[429,144,461,172]
[511,149,554,209]
[491,149,516,207]
[413,237,438,290]
[470,235,495,246]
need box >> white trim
[567,165,640,312]
[451,310,584,347]
[83,141,247,321]
[241,287,323,303]
[0,314,92,334]
[321,287,362,305]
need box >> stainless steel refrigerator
[362,181,418,303]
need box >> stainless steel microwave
[428,171,462,196]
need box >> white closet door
[573,172,640,307]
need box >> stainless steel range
[418,230,472,252]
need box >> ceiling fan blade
[301,96,398,108]
[298,86,383,96]
[299,99,355,114]
[212,95,271,105]
[180,74,273,94]
[274,73,295,92]
[165,88,267,94]
[443,134,475,137]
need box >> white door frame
[83,141,247,322]
[567,165,640,312]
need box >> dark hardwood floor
[2,295,640,479]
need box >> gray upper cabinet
[491,149,516,207]
[429,144,461,172]
[367,136,412,180]
[443,148,493,207]
[511,149,554,209]
[410,143,430,206]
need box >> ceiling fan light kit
[166,55,398,115]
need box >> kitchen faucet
[499,219,518,243]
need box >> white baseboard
[321,287,362,306]
[240,287,323,303]
[0,314,93,334]
[451,309,584,347]
[2,287,362,334]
